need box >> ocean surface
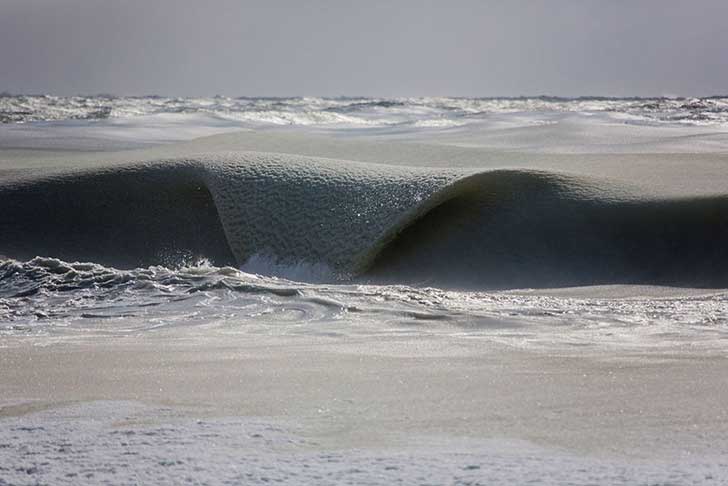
[1,95,728,350]
[3,94,728,127]
[3,95,728,485]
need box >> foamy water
[3,94,728,128]
[1,257,726,351]
[2,400,725,485]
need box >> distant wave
[2,94,728,128]
[2,151,727,289]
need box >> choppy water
[3,94,728,128]
[2,257,726,350]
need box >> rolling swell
[0,163,236,268]
[1,152,727,289]
[367,175,728,288]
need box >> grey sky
[1,0,726,97]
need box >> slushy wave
[2,151,727,289]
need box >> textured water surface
[3,94,728,128]
[2,257,726,351]
[0,401,725,486]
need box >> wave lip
[1,151,728,289]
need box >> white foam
[239,253,336,283]
[4,95,728,134]
[1,400,725,485]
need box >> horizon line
[2,91,728,101]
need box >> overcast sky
[1,0,726,97]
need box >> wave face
[367,181,728,288]
[2,151,727,290]
[3,94,728,128]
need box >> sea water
[1,95,728,351]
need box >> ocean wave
[2,151,727,289]
[3,95,728,128]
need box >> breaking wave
[3,94,728,127]
[2,151,727,289]
[2,256,726,348]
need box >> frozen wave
[2,149,728,289]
